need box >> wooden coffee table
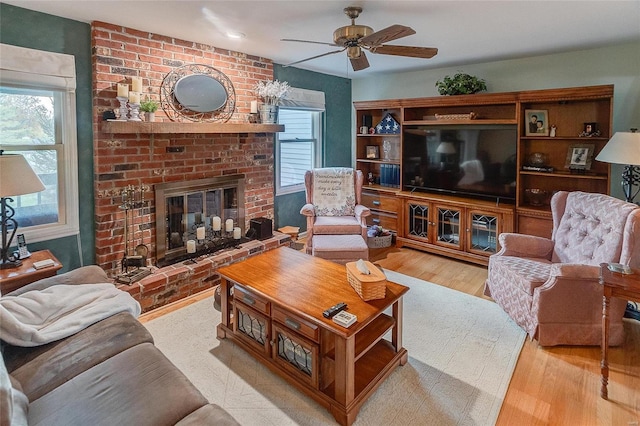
[216,247,409,425]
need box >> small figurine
[550,125,557,137]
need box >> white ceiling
[4,1,640,79]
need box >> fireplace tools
[117,185,151,284]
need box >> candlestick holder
[116,96,129,120]
[128,102,142,122]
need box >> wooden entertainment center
[355,85,613,265]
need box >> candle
[225,219,234,232]
[233,227,241,240]
[194,212,202,224]
[128,91,140,104]
[250,100,258,114]
[186,240,196,254]
[211,216,221,231]
[196,226,205,240]
[131,76,142,93]
[117,83,128,98]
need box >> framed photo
[366,145,379,159]
[525,109,549,136]
[565,144,595,170]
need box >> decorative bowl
[525,188,549,206]
[528,152,547,167]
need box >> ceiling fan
[281,6,438,71]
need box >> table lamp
[0,151,46,269]
[436,141,456,170]
[595,128,640,203]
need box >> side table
[599,263,640,399]
[0,249,62,295]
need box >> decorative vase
[144,112,155,122]
[259,104,278,124]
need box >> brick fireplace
[91,22,284,309]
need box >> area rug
[144,270,526,425]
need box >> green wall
[352,41,640,201]
[273,64,352,231]
[1,3,94,271]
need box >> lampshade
[436,141,456,154]
[595,131,640,165]
[0,153,46,197]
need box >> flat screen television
[403,124,518,202]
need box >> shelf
[356,158,401,165]
[403,119,517,126]
[520,136,609,142]
[520,170,608,180]
[102,121,284,134]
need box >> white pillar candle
[225,219,234,232]
[117,83,129,98]
[250,100,258,114]
[131,76,142,93]
[233,227,241,240]
[212,216,221,231]
[186,239,196,253]
[196,226,205,240]
[128,91,140,104]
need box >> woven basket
[367,233,393,248]
[345,260,387,301]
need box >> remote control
[323,302,347,318]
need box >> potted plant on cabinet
[435,72,487,95]
[140,98,159,122]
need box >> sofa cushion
[28,342,208,426]
[175,404,240,425]
[1,353,28,426]
[3,311,153,401]
[552,191,637,265]
[312,215,363,235]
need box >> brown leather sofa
[1,266,238,425]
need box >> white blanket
[0,284,141,347]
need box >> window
[0,44,79,243]
[275,87,325,195]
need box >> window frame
[275,107,323,196]
[0,44,79,244]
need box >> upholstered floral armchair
[485,191,640,346]
[300,168,370,254]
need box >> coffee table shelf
[216,247,409,426]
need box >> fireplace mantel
[102,121,284,134]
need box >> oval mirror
[173,74,228,113]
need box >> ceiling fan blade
[360,24,415,47]
[281,38,339,47]
[350,51,370,71]
[371,45,438,59]
[283,48,346,67]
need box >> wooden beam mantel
[102,121,284,134]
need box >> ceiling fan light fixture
[347,46,361,59]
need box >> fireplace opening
[155,175,245,266]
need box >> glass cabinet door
[233,302,270,356]
[435,206,462,249]
[272,324,319,388]
[468,212,499,255]
[407,203,430,241]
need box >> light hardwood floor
[141,245,640,425]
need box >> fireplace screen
[155,175,245,266]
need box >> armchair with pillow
[484,191,640,346]
[300,167,370,255]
